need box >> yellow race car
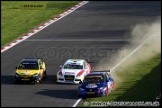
[12,58,46,84]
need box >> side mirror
[15,66,17,69]
[79,80,82,84]
[59,65,62,68]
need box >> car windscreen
[18,62,38,70]
[83,75,104,83]
[63,64,83,69]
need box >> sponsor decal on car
[65,72,75,74]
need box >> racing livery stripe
[1,1,89,53]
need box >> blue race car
[78,71,114,98]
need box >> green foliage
[80,54,161,107]
[1,1,80,46]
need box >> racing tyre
[36,79,41,84]
[34,78,41,84]
[106,86,109,96]
[78,94,86,99]
[31,81,36,85]
[43,71,47,79]
[82,96,86,99]
[78,94,81,98]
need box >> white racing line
[72,36,154,107]
[1,1,89,53]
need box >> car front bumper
[57,74,84,84]
[13,76,38,82]
[78,89,107,97]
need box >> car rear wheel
[43,71,47,79]
[34,78,41,84]
[37,79,41,84]
[31,81,35,85]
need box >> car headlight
[33,73,39,77]
[98,87,104,90]
[80,88,85,91]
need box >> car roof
[87,72,105,76]
[21,58,39,62]
[65,59,85,65]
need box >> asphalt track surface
[1,1,161,107]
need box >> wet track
[1,1,161,107]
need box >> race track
[1,1,161,107]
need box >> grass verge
[1,1,80,46]
[79,53,161,107]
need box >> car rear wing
[84,59,95,63]
[90,70,110,73]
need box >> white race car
[57,59,92,84]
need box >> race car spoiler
[85,59,95,63]
[90,70,110,72]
